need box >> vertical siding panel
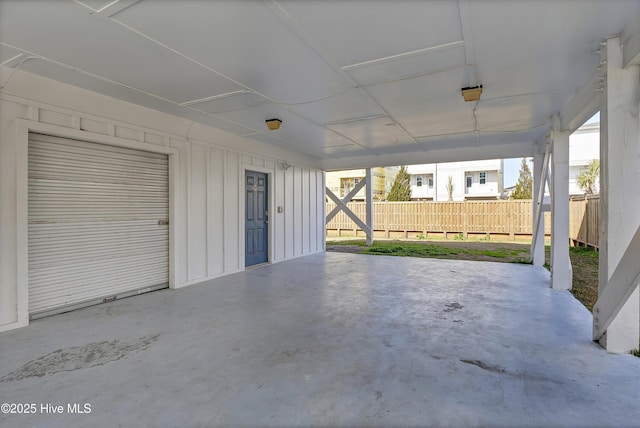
[309,171,317,253]
[189,144,207,280]
[1,102,24,325]
[265,160,275,170]
[275,167,286,261]
[293,166,302,256]
[316,171,327,251]
[224,151,239,272]
[208,147,224,275]
[284,167,294,258]
[185,142,192,280]
[171,139,188,285]
[302,168,310,254]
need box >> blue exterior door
[245,171,268,266]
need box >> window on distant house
[479,172,487,184]
[466,176,473,188]
[341,178,355,198]
[427,177,433,188]
[354,178,360,184]
[416,176,423,187]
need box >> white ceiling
[1,0,638,169]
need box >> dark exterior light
[265,118,282,130]
[461,85,483,102]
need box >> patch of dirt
[326,245,365,254]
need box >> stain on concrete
[460,359,506,374]
[444,302,464,312]
[266,348,304,365]
[460,359,562,385]
[0,334,159,382]
[513,371,562,385]
[375,390,383,401]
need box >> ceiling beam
[341,41,465,71]
[100,0,140,17]
[622,10,640,68]
[560,66,600,133]
[73,0,139,16]
[322,139,535,171]
[457,0,480,87]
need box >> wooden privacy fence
[326,200,552,240]
[327,197,601,246]
[569,195,600,248]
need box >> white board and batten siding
[28,133,169,317]
[0,69,326,330]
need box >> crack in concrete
[460,359,506,373]
[460,359,563,385]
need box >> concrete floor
[1,253,639,428]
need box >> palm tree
[577,159,600,194]
[446,176,454,201]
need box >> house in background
[408,160,504,201]
[569,121,600,195]
[326,167,399,201]
[503,185,517,199]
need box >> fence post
[404,203,408,238]
[509,201,515,241]
[584,196,589,247]
[384,202,389,238]
[463,201,469,239]
[351,203,357,237]
[422,201,427,238]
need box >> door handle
[158,219,169,226]
[265,210,269,224]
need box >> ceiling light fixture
[265,118,282,130]
[461,85,483,102]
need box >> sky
[503,157,527,188]
[502,112,600,188]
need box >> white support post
[365,168,373,246]
[531,145,548,266]
[550,116,572,290]
[595,36,640,353]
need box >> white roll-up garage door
[28,133,169,318]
